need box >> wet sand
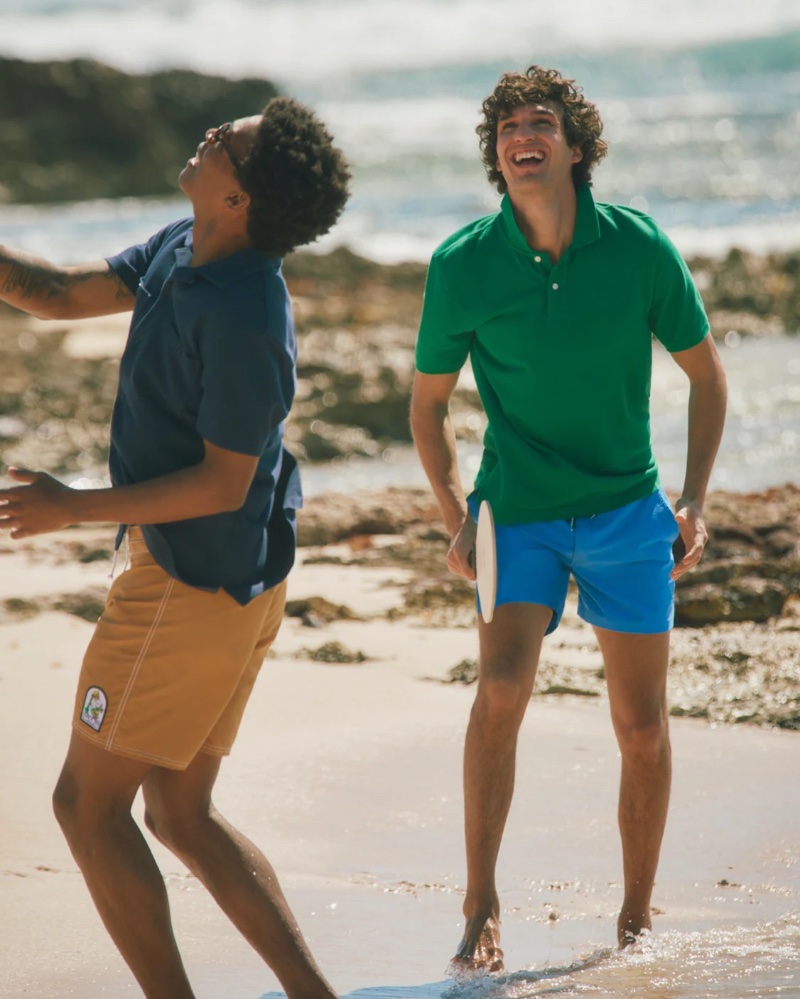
[1,528,798,998]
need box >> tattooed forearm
[0,254,80,301]
[0,248,132,318]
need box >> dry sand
[0,526,798,998]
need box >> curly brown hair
[238,97,351,257]
[477,65,608,192]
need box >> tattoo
[0,253,70,301]
[0,250,133,307]
[107,269,133,302]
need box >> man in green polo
[411,65,727,969]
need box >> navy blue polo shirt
[107,218,302,604]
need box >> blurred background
[0,0,797,495]
[0,0,797,262]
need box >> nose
[198,127,217,155]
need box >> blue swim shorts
[469,488,680,635]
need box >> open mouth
[511,149,545,165]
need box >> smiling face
[494,101,583,198]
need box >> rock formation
[0,57,278,202]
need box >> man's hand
[670,498,707,580]
[0,468,75,538]
[448,514,477,581]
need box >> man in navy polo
[0,98,350,999]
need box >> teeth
[513,150,544,163]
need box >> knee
[52,769,79,837]
[142,803,162,842]
[143,801,181,851]
[52,769,124,846]
[614,713,670,767]
[473,672,531,732]
[143,798,209,857]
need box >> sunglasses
[206,122,243,172]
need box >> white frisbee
[475,499,497,624]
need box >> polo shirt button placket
[548,271,567,317]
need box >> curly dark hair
[237,97,351,256]
[477,65,608,192]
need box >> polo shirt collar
[499,182,601,255]
[572,183,601,249]
[172,231,281,287]
[499,194,532,254]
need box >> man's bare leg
[594,628,672,947]
[53,734,196,999]
[143,752,337,999]
[453,602,553,972]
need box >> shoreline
[2,192,799,267]
[0,243,797,995]
[0,244,798,480]
[2,475,799,736]
[0,282,797,736]
[0,521,798,997]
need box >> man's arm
[410,370,475,580]
[668,334,728,580]
[0,440,259,539]
[0,247,135,319]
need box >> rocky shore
[294,485,800,731]
[0,57,278,203]
[2,241,797,473]
[282,245,800,464]
[1,483,797,733]
[0,239,797,735]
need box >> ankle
[462,896,500,923]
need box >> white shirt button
[552,282,559,290]
[534,255,542,263]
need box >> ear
[225,189,250,212]
[570,146,583,165]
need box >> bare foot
[449,915,504,974]
[617,906,652,948]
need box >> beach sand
[1,526,798,999]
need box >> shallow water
[56,331,797,501]
[299,333,800,500]
[0,1,799,263]
[260,913,800,998]
[491,915,800,997]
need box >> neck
[190,215,253,266]
[508,182,578,263]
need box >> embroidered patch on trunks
[80,686,108,732]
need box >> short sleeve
[415,251,474,374]
[106,220,190,294]
[195,279,295,456]
[649,227,710,353]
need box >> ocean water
[1,0,797,499]
[316,912,800,998]
[0,13,798,997]
[0,0,798,262]
[0,0,797,498]
[296,333,800,498]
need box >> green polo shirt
[415,185,710,523]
